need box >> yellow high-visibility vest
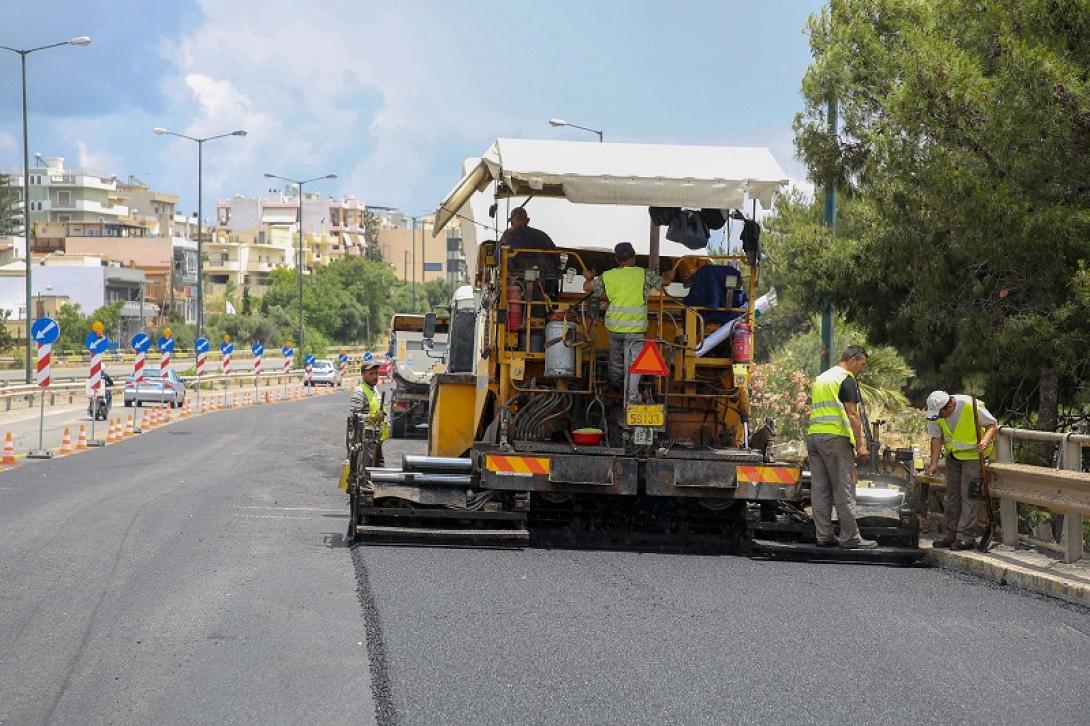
[602,267,647,333]
[807,366,856,445]
[938,398,994,460]
[356,383,390,441]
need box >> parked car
[306,359,342,387]
[124,369,186,408]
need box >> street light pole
[263,172,336,360]
[547,117,604,142]
[153,127,247,340]
[2,36,92,383]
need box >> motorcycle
[86,378,113,421]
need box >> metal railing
[991,427,1090,563]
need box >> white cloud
[0,130,16,154]
[75,140,123,176]
[154,0,502,211]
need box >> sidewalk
[923,537,1090,608]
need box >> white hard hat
[926,390,951,420]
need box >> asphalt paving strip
[351,546,400,726]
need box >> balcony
[42,199,129,216]
[206,259,241,272]
[48,173,117,190]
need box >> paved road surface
[2,394,1088,725]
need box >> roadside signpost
[282,342,294,400]
[221,336,234,408]
[131,332,151,432]
[195,337,210,413]
[85,322,108,446]
[305,354,315,394]
[27,317,60,459]
[252,342,264,402]
[338,352,348,387]
[158,329,175,406]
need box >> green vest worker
[350,361,389,466]
[925,391,998,550]
[805,346,877,549]
[583,242,674,402]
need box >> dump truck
[345,139,924,557]
[386,313,448,438]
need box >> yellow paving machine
[345,139,923,556]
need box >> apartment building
[372,211,467,285]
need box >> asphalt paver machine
[345,139,924,559]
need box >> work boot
[840,538,879,549]
[950,539,977,551]
[931,537,956,549]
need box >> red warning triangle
[629,340,669,376]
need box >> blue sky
[1,0,826,219]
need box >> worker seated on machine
[501,206,561,300]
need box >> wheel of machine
[124,399,132,408]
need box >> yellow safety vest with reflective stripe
[938,398,994,461]
[602,267,647,333]
[807,366,856,445]
[357,383,390,441]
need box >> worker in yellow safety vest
[806,345,877,549]
[925,390,997,550]
[350,361,389,466]
[583,242,674,402]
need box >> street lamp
[548,117,603,142]
[152,126,247,338]
[2,36,92,383]
[262,172,337,359]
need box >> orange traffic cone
[3,432,16,465]
[163,403,171,422]
[76,424,89,450]
[59,426,73,456]
[106,418,117,444]
[124,415,135,438]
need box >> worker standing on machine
[924,390,998,550]
[806,346,878,549]
[583,242,674,402]
[350,361,389,467]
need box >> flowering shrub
[749,362,812,443]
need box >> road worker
[925,390,998,550]
[583,241,675,402]
[350,361,389,466]
[806,345,878,549]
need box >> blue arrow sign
[31,318,60,345]
[220,341,234,355]
[282,345,294,358]
[252,342,264,356]
[157,336,175,353]
[305,354,316,366]
[131,332,151,353]
[339,353,349,364]
[363,351,373,362]
[195,337,210,354]
[86,334,108,354]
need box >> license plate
[633,427,654,446]
[626,404,664,427]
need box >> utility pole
[821,97,837,371]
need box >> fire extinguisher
[506,283,523,333]
[732,320,752,363]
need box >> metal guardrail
[923,427,1090,563]
[0,346,374,367]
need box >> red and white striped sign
[133,350,145,383]
[253,352,262,376]
[36,343,51,388]
[306,360,313,383]
[196,349,207,379]
[283,355,291,375]
[160,347,171,376]
[222,348,231,374]
[89,349,103,397]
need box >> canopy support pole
[648,218,660,273]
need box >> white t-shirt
[927,394,996,439]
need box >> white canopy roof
[433,138,789,235]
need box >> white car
[306,359,342,387]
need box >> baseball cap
[925,390,951,420]
[614,242,636,259]
[361,361,381,371]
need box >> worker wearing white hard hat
[925,390,998,549]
